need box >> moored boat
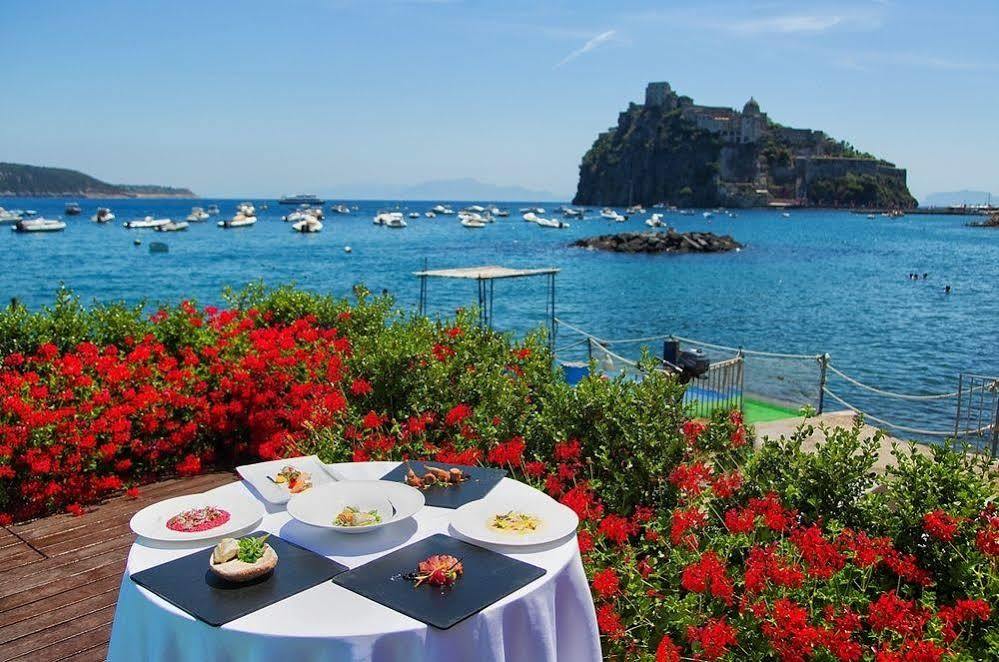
[645,213,666,228]
[218,214,257,228]
[13,217,66,233]
[155,221,189,232]
[186,207,210,222]
[535,217,570,229]
[0,207,23,224]
[330,204,350,214]
[206,204,220,215]
[292,216,323,233]
[65,202,82,216]
[91,207,115,223]
[373,212,405,227]
[279,194,324,205]
[236,202,256,216]
[460,217,486,228]
[124,216,171,229]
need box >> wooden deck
[0,472,237,662]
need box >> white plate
[129,491,265,543]
[450,493,579,547]
[236,455,337,504]
[287,480,424,534]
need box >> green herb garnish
[236,534,269,563]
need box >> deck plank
[0,472,236,661]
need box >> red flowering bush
[1,286,997,660]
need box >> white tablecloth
[108,461,601,662]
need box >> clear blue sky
[2,0,997,201]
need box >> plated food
[334,505,382,527]
[130,491,265,543]
[209,534,278,583]
[287,480,424,534]
[450,492,579,547]
[269,465,312,494]
[405,554,464,588]
[166,506,231,533]
[488,510,542,535]
[404,463,469,490]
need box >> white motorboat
[13,217,66,233]
[563,208,582,218]
[866,213,877,219]
[534,217,570,229]
[206,204,220,215]
[331,204,351,214]
[460,217,486,228]
[522,212,539,223]
[781,212,791,218]
[440,207,455,215]
[0,208,23,224]
[374,212,406,227]
[431,204,451,214]
[218,214,257,228]
[65,202,82,216]
[283,209,319,223]
[600,208,618,220]
[489,206,510,217]
[155,221,189,232]
[519,207,546,214]
[458,211,488,224]
[236,202,256,216]
[702,211,714,219]
[292,217,323,233]
[626,205,645,215]
[408,212,419,219]
[124,216,171,229]
[461,205,486,213]
[425,211,436,218]
[645,213,666,228]
[186,207,210,222]
[91,208,115,223]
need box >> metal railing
[683,355,745,419]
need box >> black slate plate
[131,535,347,627]
[380,461,506,509]
[333,533,545,629]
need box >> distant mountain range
[0,163,195,198]
[921,190,997,207]
[338,178,564,202]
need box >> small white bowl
[287,480,424,534]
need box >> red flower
[598,514,636,546]
[681,551,734,605]
[349,378,373,396]
[687,617,736,660]
[444,404,472,427]
[591,567,621,599]
[923,509,961,542]
[670,507,706,548]
[66,503,85,517]
[126,487,140,499]
[361,410,384,429]
[445,326,462,338]
[637,557,654,578]
[937,598,991,643]
[176,454,202,477]
[681,419,707,446]
[655,634,681,662]
[744,544,804,593]
[710,470,743,498]
[577,529,594,554]
[560,484,604,522]
[724,507,756,534]
[868,592,929,637]
[791,525,846,579]
[668,461,712,496]
[553,439,581,462]
[487,437,525,467]
[595,603,625,640]
[524,461,547,478]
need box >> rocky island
[574,82,916,209]
[0,162,195,198]
[573,230,742,254]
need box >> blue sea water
[1,197,997,439]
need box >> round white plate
[287,480,424,534]
[129,491,265,543]
[450,493,579,547]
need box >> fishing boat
[292,216,323,233]
[124,216,171,229]
[279,194,324,205]
[155,221,189,232]
[0,208,22,224]
[186,207,210,222]
[535,217,570,229]
[206,204,220,215]
[64,202,82,216]
[460,217,486,229]
[13,218,66,233]
[91,208,115,223]
[218,214,257,228]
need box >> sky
[2,0,997,201]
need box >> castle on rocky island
[574,82,915,209]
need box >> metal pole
[489,278,494,329]
[817,354,829,414]
[549,273,556,350]
[954,374,963,438]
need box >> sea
[1,197,997,442]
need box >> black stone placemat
[333,533,545,630]
[380,461,506,509]
[131,535,347,627]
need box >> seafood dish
[404,464,469,490]
[269,465,312,494]
[209,534,277,583]
[166,506,231,533]
[334,505,383,527]
[405,554,464,588]
[488,510,542,535]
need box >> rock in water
[572,231,742,254]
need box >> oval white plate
[451,493,579,547]
[287,480,424,534]
[129,491,265,543]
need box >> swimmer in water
[945,285,951,294]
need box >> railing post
[587,337,593,363]
[817,354,829,414]
[954,374,963,439]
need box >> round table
[108,461,601,662]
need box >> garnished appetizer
[405,554,464,588]
[404,463,468,490]
[209,534,277,583]
[334,505,382,527]
[269,465,312,494]
[488,510,542,535]
[166,506,231,533]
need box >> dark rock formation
[0,163,195,198]
[573,230,742,254]
[573,82,916,209]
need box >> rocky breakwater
[573,230,742,254]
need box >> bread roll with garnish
[209,535,277,583]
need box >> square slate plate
[131,535,347,626]
[333,533,545,629]
[379,462,506,509]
